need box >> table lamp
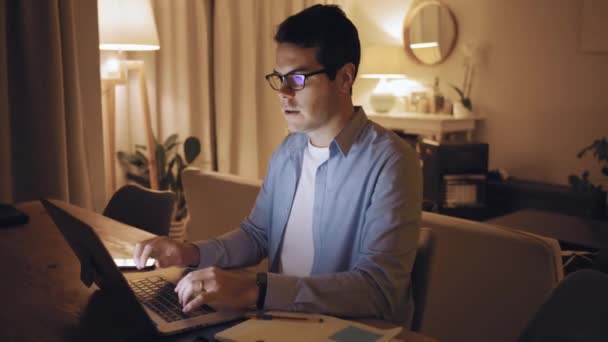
[359,45,406,113]
[98,0,160,192]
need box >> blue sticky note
[329,326,383,342]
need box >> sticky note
[329,326,382,342]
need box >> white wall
[351,0,608,186]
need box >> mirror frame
[402,0,458,66]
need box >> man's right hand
[133,237,200,269]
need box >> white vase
[453,102,473,118]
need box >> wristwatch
[256,272,268,310]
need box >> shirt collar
[332,106,368,157]
[288,106,369,157]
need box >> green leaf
[155,143,166,189]
[135,150,149,165]
[184,136,201,164]
[117,151,131,165]
[163,134,179,151]
[449,84,465,100]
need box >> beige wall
[352,0,608,186]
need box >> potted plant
[117,134,201,239]
[450,41,482,118]
[450,84,473,117]
[568,137,608,219]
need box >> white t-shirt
[279,140,330,276]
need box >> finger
[177,280,192,305]
[177,274,197,305]
[179,282,200,306]
[138,243,155,270]
[175,271,194,293]
[184,291,217,313]
[133,242,144,269]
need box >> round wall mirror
[403,1,458,65]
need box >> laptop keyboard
[130,276,215,323]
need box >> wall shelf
[367,112,484,142]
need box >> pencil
[246,312,324,323]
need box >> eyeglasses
[265,69,328,91]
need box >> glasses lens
[287,74,306,90]
[266,74,283,90]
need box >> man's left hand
[175,267,259,312]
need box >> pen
[246,312,324,323]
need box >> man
[134,4,422,325]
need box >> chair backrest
[181,168,262,241]
[420,211,563,342]
[519,269,608,341]
[410,227,435,332]
[103,184,175,236]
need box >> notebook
[215,311,402,342]
[41,199,245,335]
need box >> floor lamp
[98,0,160,194]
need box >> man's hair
[274,5,360,81]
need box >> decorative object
[366,112,484,143]
[569,137,608,193]
[387,78,428,112]
[359,45,407,113]
[449,84,472,117]
[117,134,201,223]
[431,77,445,113]
[98,0,160,195]
[369,92,398,113]
[568,137,607,219]
[403,0,458,65]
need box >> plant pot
[169,213,190,242]
[453,101,473,118]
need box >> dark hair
[274,5,360,80]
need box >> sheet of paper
[215,311,402,342]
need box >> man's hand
[175,267,259,312]
[133,236,200,269]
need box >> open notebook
[215,311,402,342]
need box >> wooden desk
[487,209,608,249]
[0,201,436,342]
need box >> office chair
[519,269,608,342]
[103,184,175,236]
[410,227,435,332]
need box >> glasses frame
[265,68,329,91]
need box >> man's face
[273,43,339,135]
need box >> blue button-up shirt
[196,107,422,324]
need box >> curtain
[214,0,348,179]
[143,0,349,180]
[152,0,215,172]
[0,0,106,210]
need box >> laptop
[41,199,245,335]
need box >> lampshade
[358,45,406,79]
[98,0,160,51]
